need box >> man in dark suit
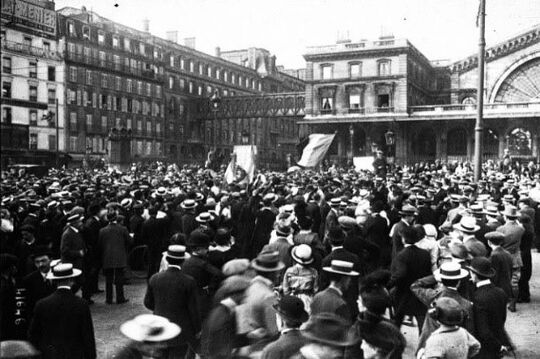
[180,199,198,238]
[365,201,391,268]
[60,213,90,301]
[82,203,104,295]
[320,228,361,319]
[305,193,322,236]
[390,205,417,262]
[250,194,278,259]
[98,212,131,304]
[142,206,170,279]
[22,246,56,321]
[29,263,96,359]
[144,245,201,358]
[261,295,308,359]
[388,226,431,332]
[468,257,512,359]
[487,232,513,299]
[311,259,359,323]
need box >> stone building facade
[300,27,540,165]
[1,0,66,167]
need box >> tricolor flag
[297,133,336,168]
[224,145,257,185]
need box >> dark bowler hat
[251,249,285,272]
[302,313,359,347]
[467,257,495,278]
[328,228,345,246]
[187,231,210,248]
[273,295,309,324]
[485,231,505,245]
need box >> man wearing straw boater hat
[311,259,359,322]
[144,245,201,358]
[453,216,487,258]
[116,314,181,359]
[28,263,96,359]
[411,261,474,352]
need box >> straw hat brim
[46,268,81,280]
[434,267,469,280]
[120,320,181,342]
[452,223,480,233]
[322,266,359,276]
[291,248,314,265]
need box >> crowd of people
[1,158,539,359]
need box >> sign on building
[1,0,57,36]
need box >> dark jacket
[311,286,350,322]
[472,282,511,359]
[29,288,96,359]
[365,214,391,268]
[251,208,277,259]
[388,245,431,317]
[261,329,307,359]
[98,222,131,269]
[144,266,201,346]
[60,227,85,269]
[82,216,102,265]
[490,246,513,298]
[22,270,56,320]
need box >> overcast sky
[55,0,540,69]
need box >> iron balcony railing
[2,40,63,60]
[408,102,540,113]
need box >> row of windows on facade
[69,112,162,134]
[167,58,261,90]
[168,76,245,97]
[67,43,162,77]
[28,133,56,151]
[318,89,392,111]
[68,66,162,97]
[1,32,55,52]
[1,107,57,128]
[67,89,163,117]
[2,82,57,104]
[67,135,163,157]
[66,21,164,60]
[320,60,391,80]
[2,57,57,81]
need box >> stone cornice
[450,25,540,73]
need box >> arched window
[461,97,476,105]
[507,128,532,156]
[447,128,467,156]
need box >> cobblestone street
[92,252,540,358]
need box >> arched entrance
[412,127,437,162]
[491,55,540,103]
[447,127,468,161]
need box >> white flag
[297,134,336,167]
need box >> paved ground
[92,252,540,358]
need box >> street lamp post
[210,90,221,151]
[349,125,354,162]
[474,0,486,181]
[385,128,395,165]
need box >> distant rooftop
[304,36,409,56]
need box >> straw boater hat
[162,245,188,260]
[434,261,469,280]
[502,205,519,218]
[453,216,480,233]
[251,249,285,272]
[180,199,197,210]
[195,212,213,223]
[323,260,359,276]
[290,244,314,265]
[484,205,499,217]
[46,263,81,280]
[399,204,418,216]
[329,198,341,207]
[120,314,181,342]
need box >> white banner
[297,133,335,167]
[353,156,375,171]
[224,145,257,184]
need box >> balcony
[408,102,540,120]
[66,51,164,81]
[1,40,63,60]
[348,107,365,114]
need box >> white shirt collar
[168,264,182,271]
[281,328,300,335]
[69,225,79,233]
[476,279,491,288]
[57,285,71,290]
[328,284,343,297]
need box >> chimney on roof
[184,37,196,49]
[215,46,221,57]
[142,18,150,33]
[166,31,178,43]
